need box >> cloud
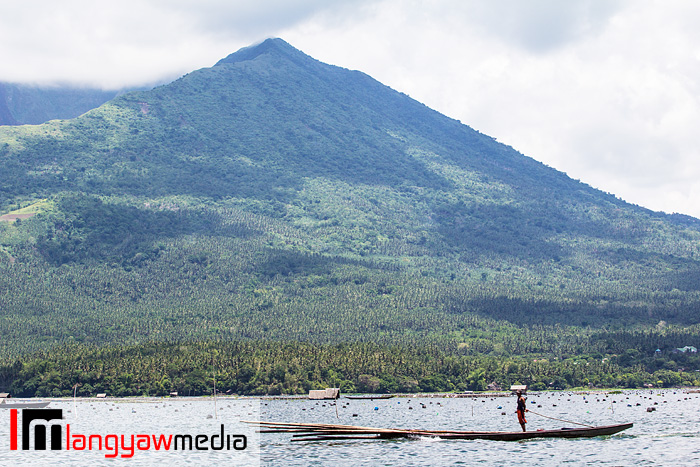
[150,0,370,38]
[0,0,198,87]
[0,0,372,87]
[462,0,624,52]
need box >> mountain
[1,38,699,362]
[0,82,143,125]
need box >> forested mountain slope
[1,38,699,361]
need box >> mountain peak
[215,38,308,66]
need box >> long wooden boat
[244,421,633,442]
[0,400,51,409]
[345,395,395,400]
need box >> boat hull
[247,421,633,442]
[345,395,395,400]
[387,423,634,441]
[0,401,51,409]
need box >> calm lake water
[2,390,699,466]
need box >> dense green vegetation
[1,39,699,394]
[1,335,698,397]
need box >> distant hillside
[0,38,699,360]
[0,82,142,125]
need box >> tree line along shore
[1,339,697,398]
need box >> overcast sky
[2,0,699,218]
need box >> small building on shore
[308,388,340,400]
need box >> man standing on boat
[516,390,528,432]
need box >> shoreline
[4,387,698,403]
